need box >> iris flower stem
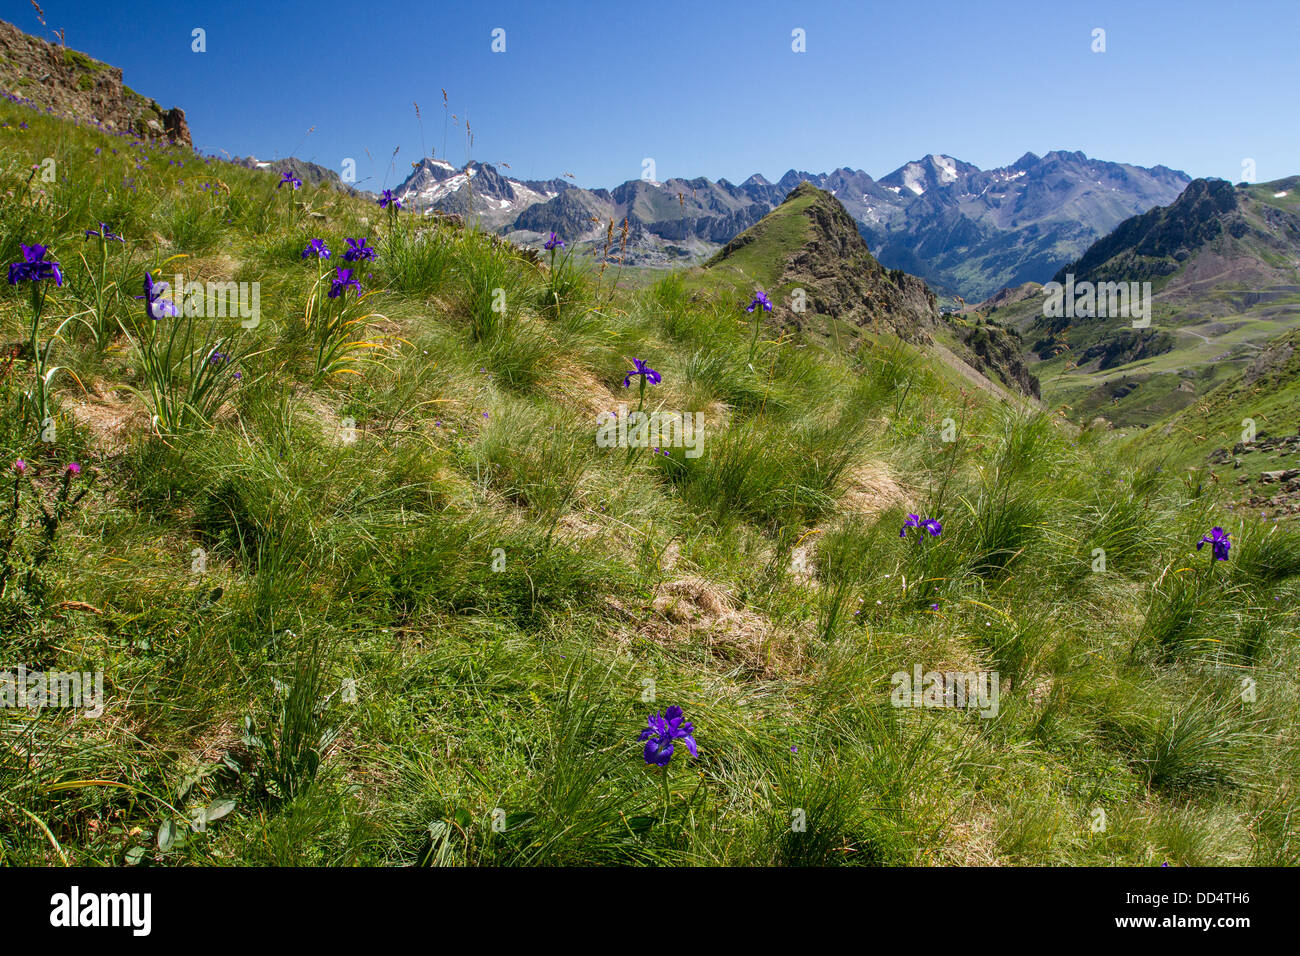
[548,246,558,314]
[624,376,649,465]
[89,237,109,348]
[27,284,47,431]
[660,765,671,826]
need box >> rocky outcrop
[763,183,939,345]
[959,323,1041,399]
[0,19,191,147]
[973,282,1043,313]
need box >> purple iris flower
[901,514,942,538]
[342,238,376,262]
[138,271,178,319]
[544,232,564,250]
[379,189,402,210]
[84,222,123,242]
[7,244,63,286]
[209,351,228,365]
[1197,527,1231,562]
[329,267,361,299]
[278,170,302,190]
[301,238,331,259]
[638,705,697,766]
[622,358,661,388]
[746,291,773,313]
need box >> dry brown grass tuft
[544,361,620,420]
[65,384,148,453]
[837,461,911,517]
[607,575,805,678]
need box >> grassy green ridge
[1,98,1298,867]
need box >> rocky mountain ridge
[395,149,1190,299]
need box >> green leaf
[157,818,177,853]
[204,798,236,823]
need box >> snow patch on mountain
[902,165,926,195]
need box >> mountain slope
[990,177,1300,426]
[0,18,190,146]
[1135,327,1300,516]
[700,183,1040,398]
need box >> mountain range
[393,150,1190,300]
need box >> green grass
[0,98,1297,867]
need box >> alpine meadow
[0,2,1298,902]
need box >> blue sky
[9,0,1298,190]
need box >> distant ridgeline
[0,18,191,147]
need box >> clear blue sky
[9,0,1297,190]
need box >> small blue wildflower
[138,271,177,318]
[622,358,661,388]
[84,222,123,242]
[7,243,63,286]
[638,705,697,766]
[1197,527,1231,562]
[301,238,331,259]
[342,238,376,262]
[901,514,942,538]
[328,267,361,299]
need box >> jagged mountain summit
[394,157,572,229]
[707,181,939,346]
[394,150,1190,299]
